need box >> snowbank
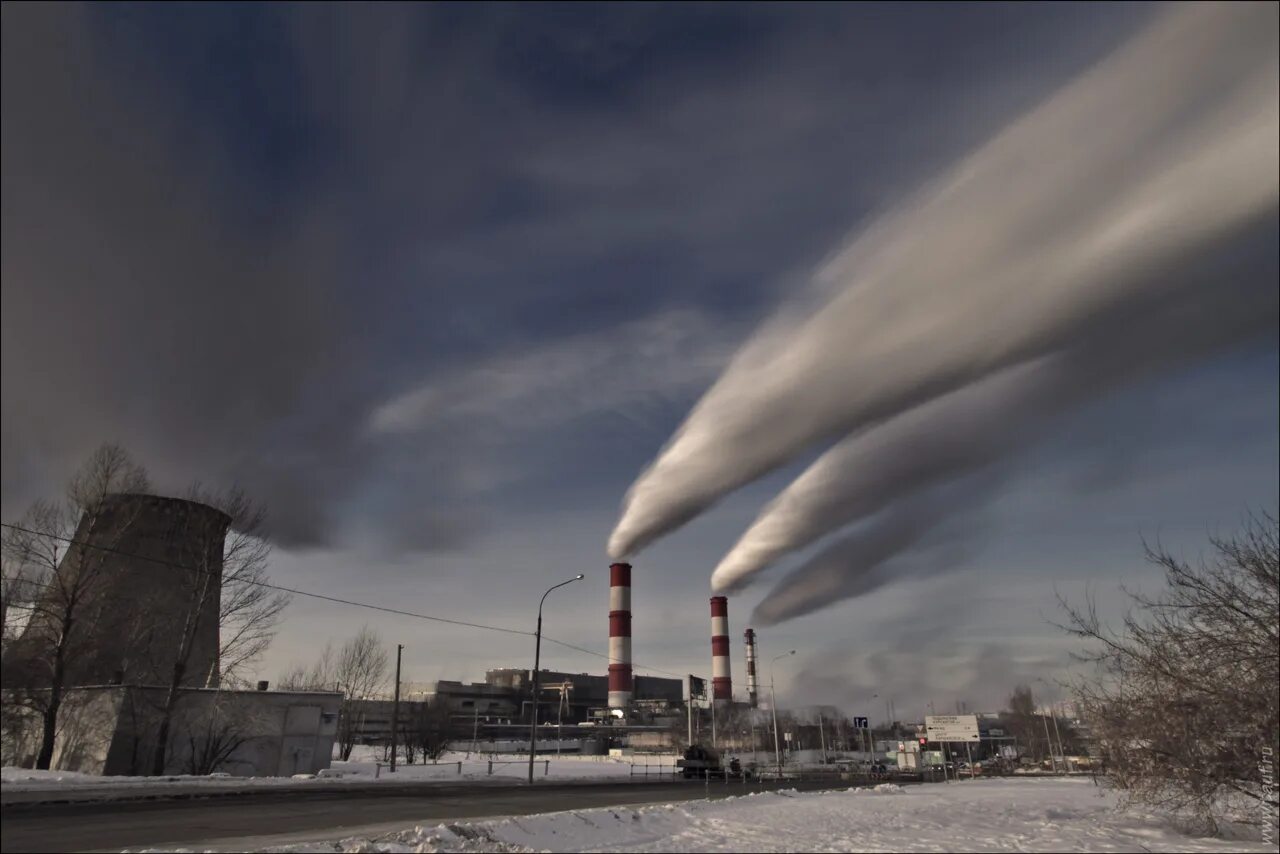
[262,778,1272,853]
[1,751,672,793]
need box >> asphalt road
[0,777,869,853]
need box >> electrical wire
[0,521,688,679]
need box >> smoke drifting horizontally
[608,4,1279,617]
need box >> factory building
[483,668,682,723]
[399,670,682,728]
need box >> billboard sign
[853,716,869,729]
[688,675,711,708]
[925,714,980,742]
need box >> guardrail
[628,762,680,781]
[481,759,552,776]
[374,761,466,779]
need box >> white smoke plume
[748,477,986,627]
[608,3,1279,565]
[716,252,1280,599]
[745,265,1277,624]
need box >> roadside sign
[925,714,979,742]
[691,676,711,706]
[853,716,869,729]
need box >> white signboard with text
[925,714,980,742]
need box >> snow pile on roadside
[1,752,669,792]
[265,779,1273,853]
[0,767,269,790]
[327,749,674,783]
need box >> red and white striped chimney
[710,596,732,707]
[744,628,759,709]
[608,562,633,709]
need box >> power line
[0,522,684,679]
[1,521,531,638]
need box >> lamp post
[528,574,584,784]
[390,644,403,772]
[770,650,795,778]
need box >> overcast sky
[3,2,1276,719]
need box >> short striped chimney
[744,628,759,709]
[607,562,633,709]
[710,596,732,707]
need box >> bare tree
[147,484,290,775]
[278,626,387,760]
[404,699,457,764]
[1003,684,1045,762]
[333,627,389,760]
[178,694,260,776]
[1059,512,1279,833]
[1,556,38,650]
[0,444,149,769]
[277,642,336,693]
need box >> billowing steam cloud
[608,4,1279,586]
[719,252,1280,601]
[749,478,985,626]
[744,258,1278,624]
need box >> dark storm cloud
[0,3,359,546]
[3,1,1157,556]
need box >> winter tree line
[275,624,457,765]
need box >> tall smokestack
[710,596,732,707]
[744,628,759,709]
[608,562,633,710]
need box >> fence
[628,760,680,780]
[483,758,552,776]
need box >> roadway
[0,777,872,853]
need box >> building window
[461,700,474,708]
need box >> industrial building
[1,492,343,778]
[2,684,340,776]
[408,669,682,726]
[10,493,230,689]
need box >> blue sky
[2,2,1275,717]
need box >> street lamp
[528,574,584,784]
[770,650,796,778]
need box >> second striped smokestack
[608,562,632,709]
[710,595,732,707]
[744,628,759,709]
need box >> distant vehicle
[676,745,751,780]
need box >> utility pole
[818,712,828,764]
[390,644,403,772]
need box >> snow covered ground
[1,750,671,793]
[260,779,1272,854]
